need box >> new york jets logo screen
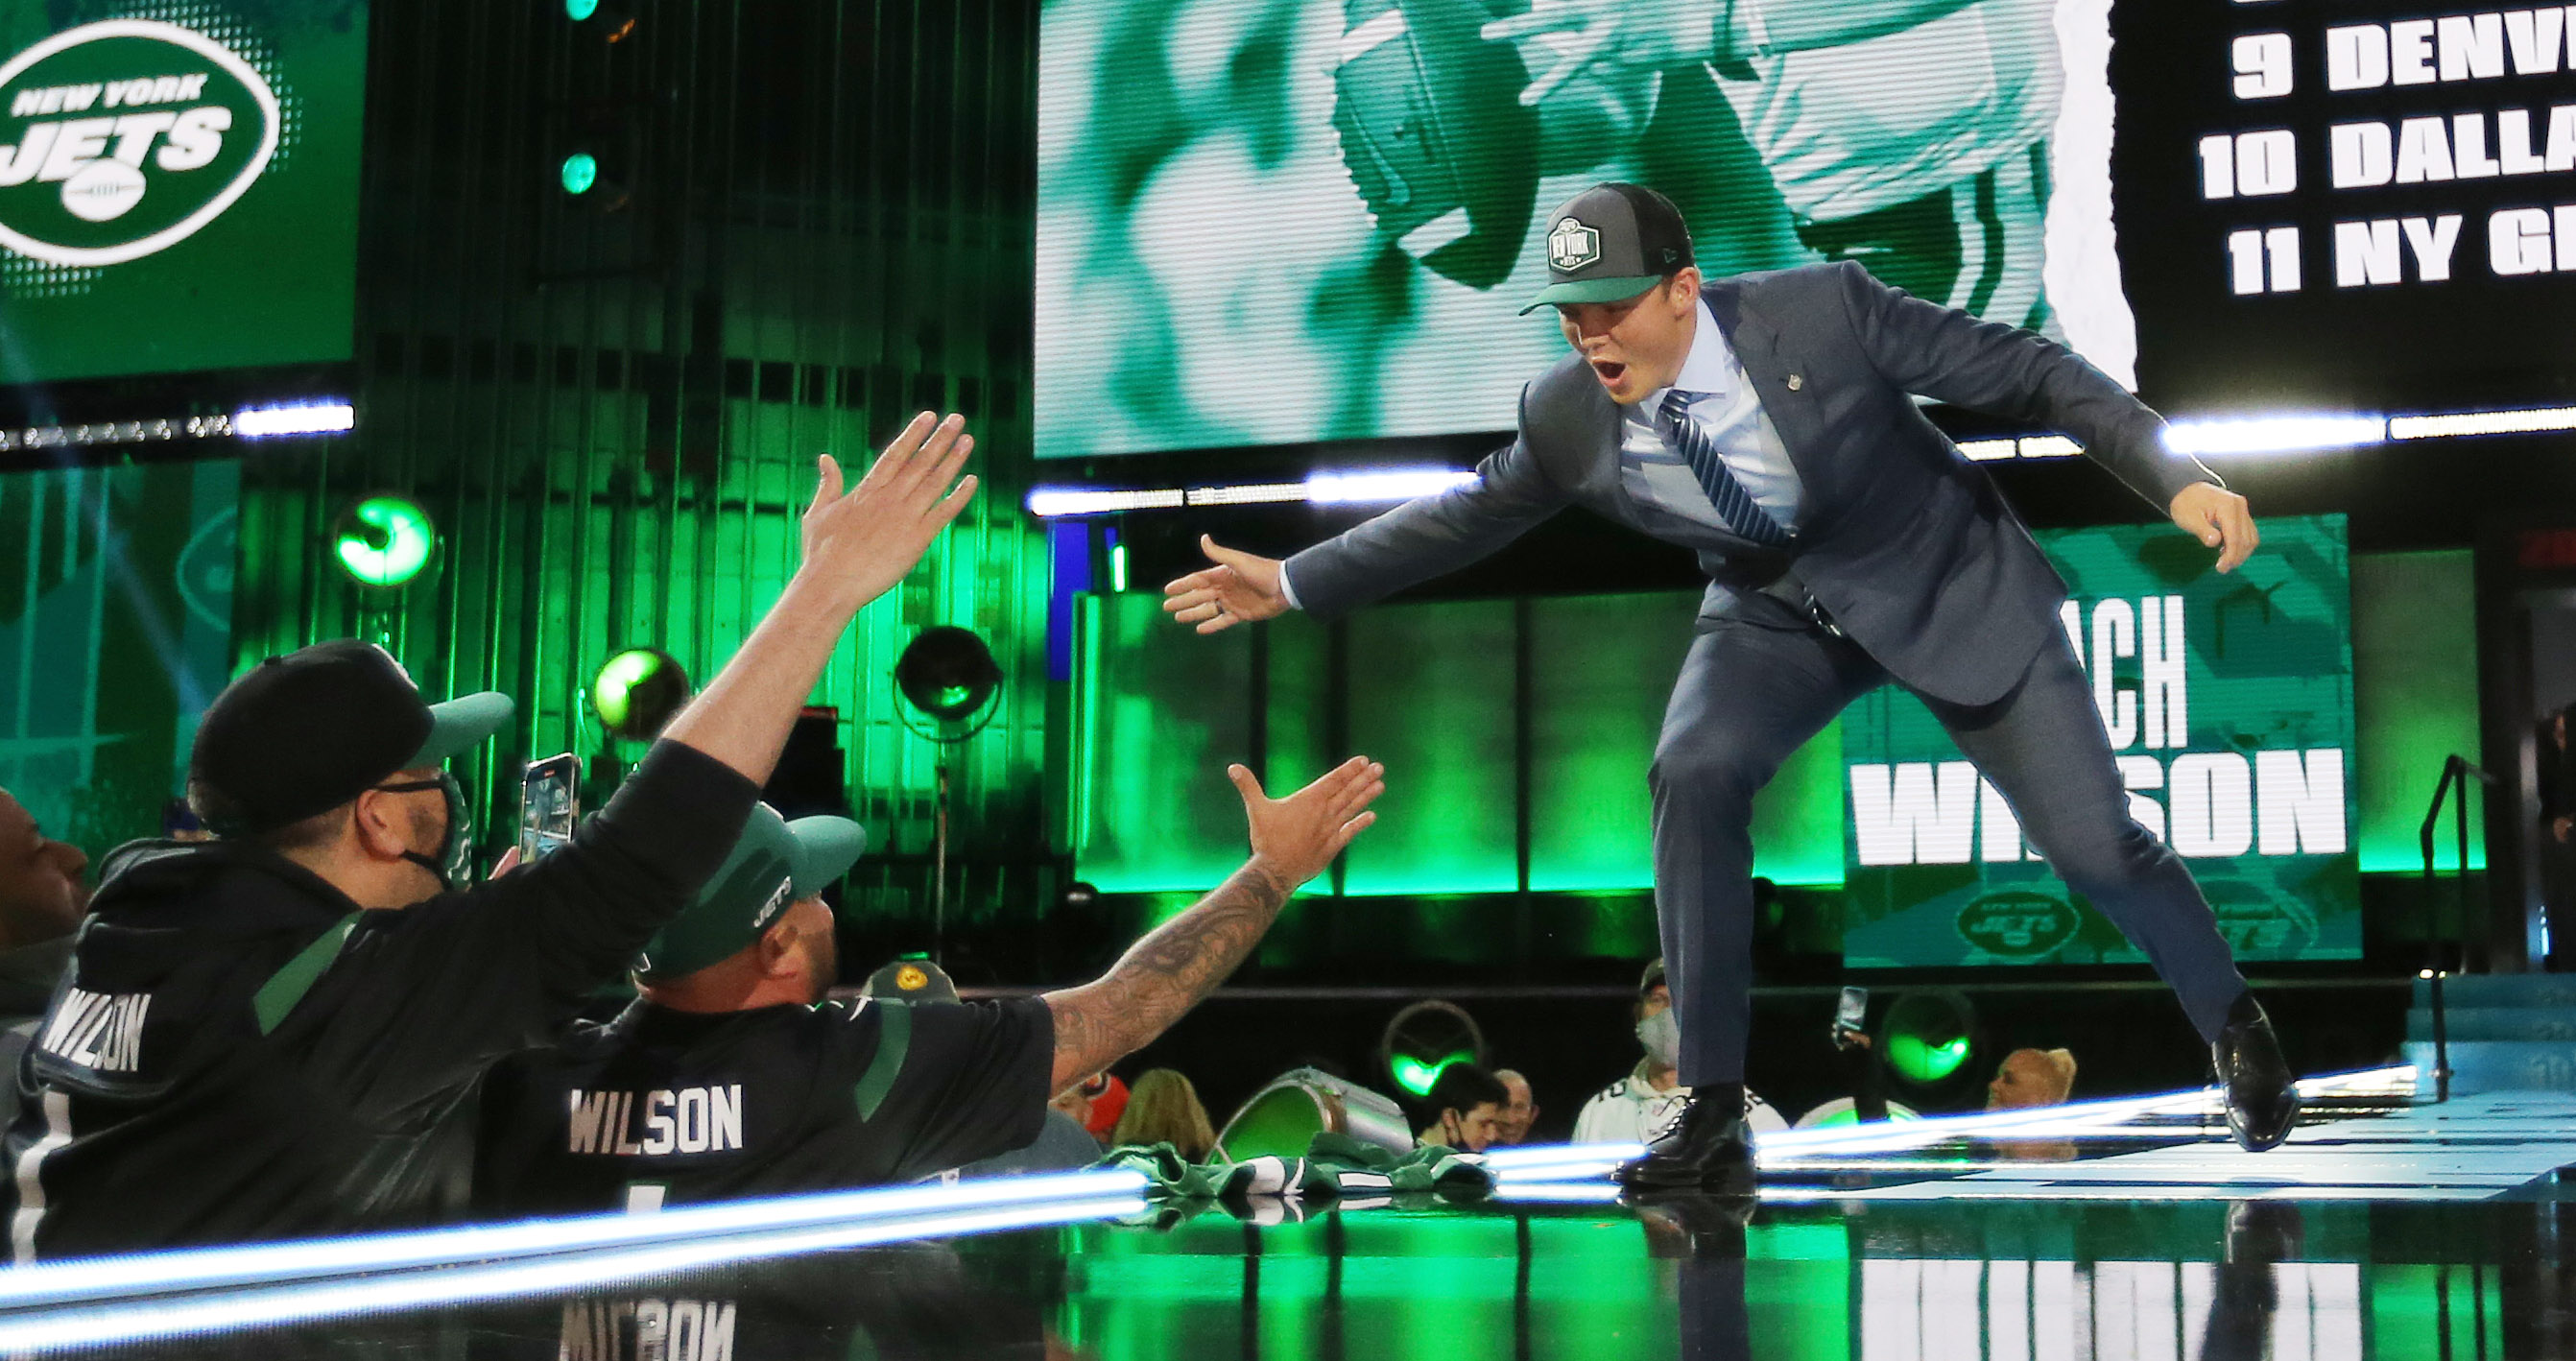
[0,19,278,267]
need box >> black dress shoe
[1614,1095,1756,1194]
[2212,993,2301,1152]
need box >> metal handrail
[2419,754,2498,1103]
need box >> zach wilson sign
[0,4,361,385]
[0,20,278,266]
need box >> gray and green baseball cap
[1518,182,1696,315]
[635,802,869,980]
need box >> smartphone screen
[1834,986,1869,1033]
[519,753,581,863]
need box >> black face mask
[372,773,472,891]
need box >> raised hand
[2167,482,2259,574]
[1163,536,1288,634]
[1232,755,1384,890]
[799,412,980,610]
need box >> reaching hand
[799,413,980,610]
[2167,482,2259,574]
[1163,536,1289,634]
[1232,756,1384,890]
[1481,0,1724,107]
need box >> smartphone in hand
[519,753,581,864]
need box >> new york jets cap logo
[0,19,279,267]
[1546,216,1600,273]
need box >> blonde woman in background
[1110,1068,1219,1161]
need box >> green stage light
[1391,1051,1473,1099]
[332,496,435,587]
[560,153,599,196]
[1879,991,1979,1087]
[564,0,600,18]
[593,648,692,742]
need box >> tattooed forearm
[1043,858,1292,1090]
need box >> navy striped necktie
[1658,389,1791,547]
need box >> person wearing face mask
[3,412,985,1255]
[1574,960,1783,1147]
[1414,1062,1514,1154]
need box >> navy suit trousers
[1650,619,2250,1086]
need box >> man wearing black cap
[476,756,1382,1213]
[4,412,980,1254]
[1164,182,2297,1192]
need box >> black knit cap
[188,640,513,837]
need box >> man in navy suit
[1163,182,2298,1189]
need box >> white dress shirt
[1620,300,1803,543]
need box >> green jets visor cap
[189,640,513,837]
[636,802,869,980]
[1519,181,1696,315]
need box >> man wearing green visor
[5,411,983,1254]
[476,754,1383,1214]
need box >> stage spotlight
[894,627,1002,729]
[1377,1000,1487,1101]
[591,648,692,742]
[330,495,435,588]
[555,147,634,212]
[1878,990,1979,1090]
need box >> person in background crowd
[1576,959,1785,1146]
[474,756,1382,1213]
[1491,1068,1539,1146]
[0,789,89,1129]
[1985,1045,2080,1161]
[1576,959,1690,1146]
[4,413,982,1256]
[1051,1070,1128,1145]
[1987,1047,2077,1110]
[1109,1068,1217,1160]
[1415,1063,1512,1154]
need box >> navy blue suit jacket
[1283,261,2219,705]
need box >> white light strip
[1184,482,1307,507]
[230,402,356,439]
[1302,468,1480,504]
[1957,438,2018,461]
[1760,1065,2413,1160]
[0,1192,1145,1354]
[2388,405,2576,440]
[0,1168,1148,1310]
[1478,1142,1646,1171]
[1028,467,1479,517]
[2018,435,2082,459]
[2161,414,2385,457]
[1026,488,1186,516]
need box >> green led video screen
[0,460,238,858]
[0,2,365,383]
[1037,0,2133,458]
[1843,513,2358,968]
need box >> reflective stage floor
[10,1073,2573,1360]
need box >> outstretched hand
[1163,536,1289,633]
[1233,756,1384,890]
[800,412,980,609]
[2168,482,2259,574]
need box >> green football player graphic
[1333,0,2067,334]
